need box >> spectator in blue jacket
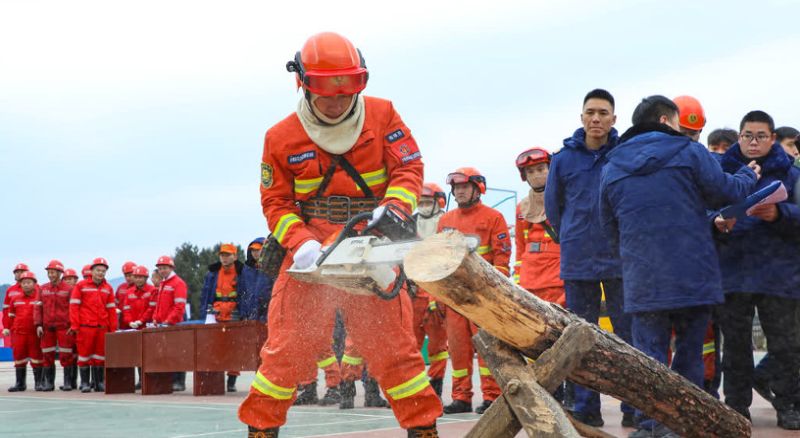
[239,237,274,323]
[544,88,634,427]
[600,96,758,438]
[713,111,800,430]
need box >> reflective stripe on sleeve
[174,298,187,304]
[476,245,491,255]
[384,186,417,211]
[105,303,115,308]
[251,371,295,400]
[294,176,324,194]
[341,355,363,366]
[91,354,105,360]
[703,342,715,355]
[359,167,388,189]
[272,213,303,245]
[479,367,492,376]
[429,351,449,362]
[316,356,337,369]
[70,299,81,305]
[385,371,429,400]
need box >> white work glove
[368,264,397,290]
[129,321,141,329]
[204,313,217,324]
[36,326,44,337]
[3,328,11,337]
[367,206,386,227]
[293,240,322,270]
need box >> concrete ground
[0,358,795,437]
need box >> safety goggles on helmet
[515,148,550,169]
[446,172,486,186]
[287,52,368,97]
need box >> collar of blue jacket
[721,142,794,177]
[562,127,619,152]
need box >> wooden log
[565,413,617,438]
[403,230,750,438]
[530,321,598,393]
[465,395,522,438]
[473,330,579,438]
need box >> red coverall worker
[120,282,155,329]
[39,259,77,391]
[239,32,441,436]
[5,272,43,392]
[146,270,188,326]
[3,263,30,331]
[438,168,510,414]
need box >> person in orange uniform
[4,271,43,392]
[121,265,154,389]
[410,182,449,397]
[437,167,510,415]
[70,257,117,393]
[238,32,441,438]
[513,148,565,306]
[39,259,76,391]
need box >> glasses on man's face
[740,133,771,143]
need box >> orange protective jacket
[260,96,423,251]
[438,201,511,275]
[69,279,118,331]
[514,204,564,290]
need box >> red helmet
[286,32,368,97]
[515,147,551,181]
[673,95,706,131]
[91,257,109,269]
[81,265,92,278]
[121,261,137,275]
[421,182,447,208]
[63,268,78,279]
[156,255,175,267]
[19,271,37,282]
[13,263,29,273]
[446,167,486,194]
[45,259,65,272]
[132,265,149,277]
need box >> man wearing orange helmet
[38,259,76,391]
[673,95,706,142]
[4,271,43,392]
[408,182,449,398]
[239,32,440,438]
[70,257,117,393]
[437,167,510,415]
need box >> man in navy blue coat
[600,96,758,438]
[544,89,634,427]
[713,111,800,430]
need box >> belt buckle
[327,195,351,224]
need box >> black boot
[70,365,78,389]
[429,378,443,398]
[339,380,355,409]
[247,426,279,437]
[318,385,341,406]
[60,366,74,391]
[293,382,318,406]
[135,367,142,390]
[172,372,186,392]
[364,377,389,408]
[42,367,55,391]
[93,366,105,392]
[8,367,26,392]
[407,424,438,437]
[227,375,238,393]
[443,400,471,414]
[79,366,92,393]
[474,399,493,414]
[33,367,44,391]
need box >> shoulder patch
[498,232,508,240]
[386,129,405,143]
[261,163,273,188]
[287,150,316,165]
[392,141,422,165]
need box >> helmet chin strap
[456,185,481,208]
[532,185,546,193]
[305,91,359,126]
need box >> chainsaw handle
[315,211,374,267]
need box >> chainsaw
[287,203,477,300]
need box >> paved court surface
[0,359,794,437]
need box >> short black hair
[739,110,775,133]
[707,128,738,146]
[631,95,679,126]
[775,126,799,142]
[583,89,615,110]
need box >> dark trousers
[564,279,634,415]
[632,306,710,430]
[717,293,800,411]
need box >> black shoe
[79,367,92,393]
[293,382,318,406]
[339,380,355,410]
[70,365,78,389]
[622,412,637,428]
[429,378,443,398]
[443,400,471,414]
[8,367,26,392]
[364,377,389,408]
[33,367,44,391]
[572,411,604,427]
[60,366,74,391]
[728,405,751,421]
[474,399,493,414]
[407,424,438,437]
[227,375,238,393]
[753,370,775,403]
[777,409,800,430]
[92,366,105,392]
[318,386,341,406]
[172,372,186,392]
[247,426,279,437]
[42,367,55,391]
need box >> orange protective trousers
[239,256,442,429]
[411,294,448,380]
[445,307,501,403]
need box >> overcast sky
[2,0,799,284]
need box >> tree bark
[465,396,522,438]
[403,230,750,438]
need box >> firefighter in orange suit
[437,167,510,415]
[69,257,117,393]
[410,182,449,397]
[39,259,76,391]
[238,32,441,438]
[513,148,566,307]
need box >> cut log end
[403,230,469,282]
